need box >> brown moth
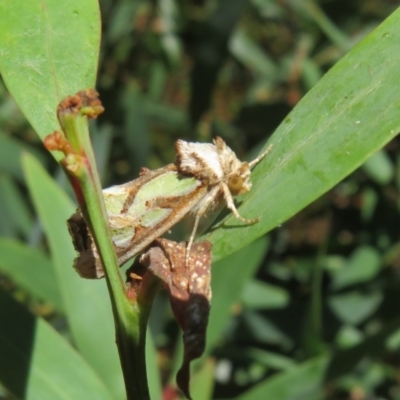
[68,137,272,278]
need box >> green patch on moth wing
[128,171,201,214]
[103,187,131,214]
[108,214,137,248]
[99,171,201,263]
[141,208,172,227]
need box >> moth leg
[186,185,221,266]
[248,144,273,169]
[221,183,259,224]
[186,215,201,266]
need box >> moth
[68,136,272,278]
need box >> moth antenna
[222,184,259,224]
[248,144,273,169]
[186,215,201,266]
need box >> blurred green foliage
[1,0,400,399]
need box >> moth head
[228,162,252,195]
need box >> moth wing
[67,167,174,279]
[67,211,105,278]
[116,175,209,265]
[108,213,138,248]
[68,168,209,279]
[68,211,143,279]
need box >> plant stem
[55,91,151,399]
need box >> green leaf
[0,175,33,238]
[0,133,45,182]
[237,355,329,400]
[229,29,277,78]
[0,0,100,152]
[335,325,364,349]
[238,318,400,399]
[326,317,400,380]
[145,329,162,400]
[158,0,182,67]
[107,1,140,43]
[122,83,151,174]
[0,238,63,312]
[244,348,295,371]
[328,290,383,325]
[204,8,400,261]
[330,246,381,290]
[241,280,289,309]
[243,311,293,348]
[205,236,269,355]
[386,327,400,351]
[0,287,114,400]
[360,188,378,221]
[22,153,125,399]
[362,149,394,184]
[190,359,215,400]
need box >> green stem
[58,102,151,399]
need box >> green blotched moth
[68,136,272,278]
